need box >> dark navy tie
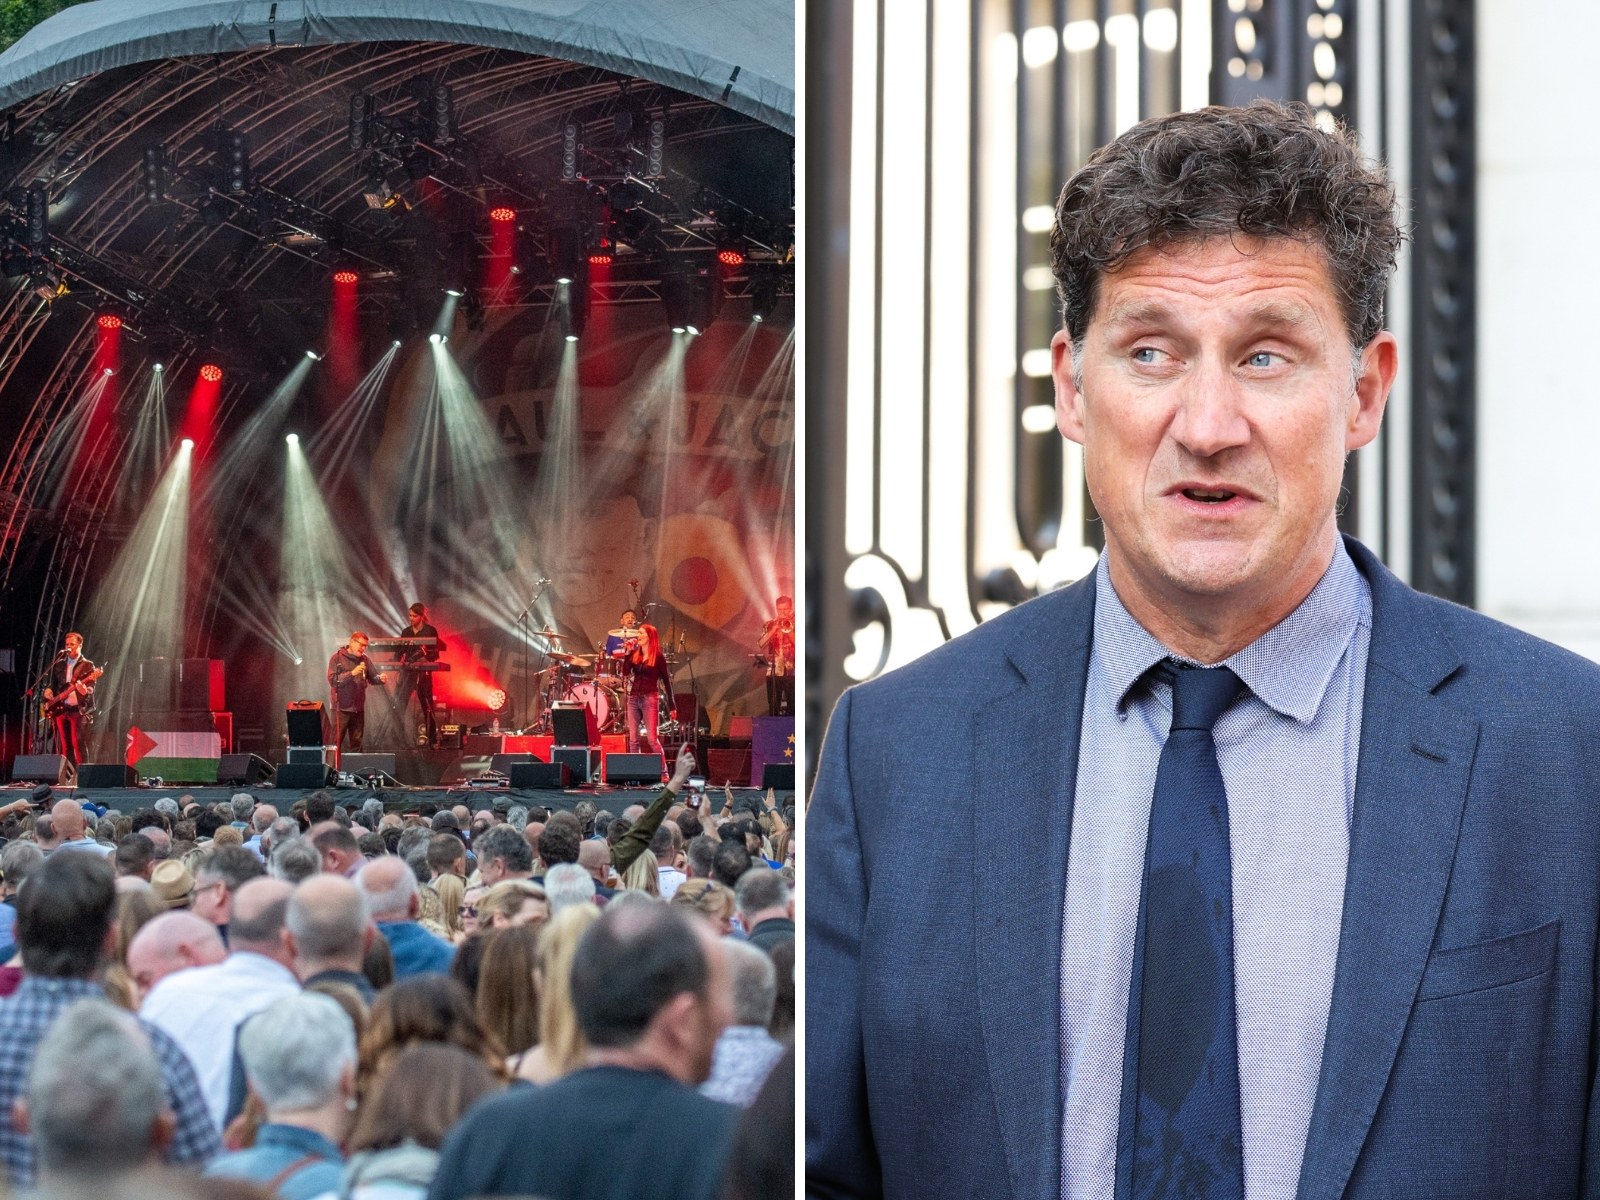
[1119,661,1248,1200]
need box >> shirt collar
[15,975,100,1002]
[254,1123,343,1161]
[1093,538,1370,725]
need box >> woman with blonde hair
[670,877,737,936]
[104,885,167,1010]
[514,903,599,1084]
[619,848,660,897]
[475,880,549,930]
[432,872,465,942]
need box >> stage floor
[26,784,790,817]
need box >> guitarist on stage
[42,632,96,767]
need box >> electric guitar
[43,665,103,719]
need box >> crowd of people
[0,744,795,1199]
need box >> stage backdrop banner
[128,727,222,783]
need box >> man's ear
[150,1109,176,1155]
[11,1098,28,1136]
[283,928,299,961]
[1052,327,1087,445]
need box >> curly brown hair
[1051,101,1402,351]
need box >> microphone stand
[516,581,550,735]
[23,652,64,757]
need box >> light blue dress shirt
[1061,540,1371,1200]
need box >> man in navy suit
[807,102,1600,1200]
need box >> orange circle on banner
[655,513,750,630]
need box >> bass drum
[569,680,613,734]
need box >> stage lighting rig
[644,115,666,178]
[716,234,746,267]
[489,205,516,223]
[199,363,223,382]
[333,269,358,285]
[426,82,454,143]
[97,313,123,330]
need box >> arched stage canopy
[0,0,793,134]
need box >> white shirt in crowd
[658,866,686,899]
[140,951,301,1129]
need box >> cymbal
[548,651,595,665]
[535,630,575,642]
[607,628,643,638]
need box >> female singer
[625,623,672,756]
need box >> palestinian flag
[126,727,222,783]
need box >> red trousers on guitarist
[54,710,83,767]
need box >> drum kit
[530,626,685,735]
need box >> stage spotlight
[332,269,358,284]
[392,339,402,347]
[588,243,613,266]
[565,334,578,342]
[429,332,445,344]
[444,287,464,297]
[103,367,113,376]
[305,350,320,360]
[671,325,685,334]
[686,325,701,336]
[180,438,194,449]
[199,364,223,382]
[716,236,746,267]
[487,688,508,712]
[153,363,163,372]
[286,433,298,445]
[489,206,516,223]
[98,313,122,329]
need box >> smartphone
[688,776,706,793]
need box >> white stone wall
[1477,0,1600,659]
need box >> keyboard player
[393,603,445,746]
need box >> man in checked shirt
[0,852,219,1185]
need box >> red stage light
[199,364,223,382]
[332,270,358,284]
[489,206,516,223]
[588,252,612,265]
[97,313,122,329]
[718,247,745,266]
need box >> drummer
[603,611,644,668]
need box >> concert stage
[41,784,789,818]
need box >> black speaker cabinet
[274,762,336,789]
[77,763,138,788]
[605,753,665,785]
[760,763,796,791]
[341,753,396,778]
[510,761,571,789]
[490,752,535,776]
[11,754,74,785]
[551,704,597,747]
[551,746,595,783]
[287,746,335,766]
[285,701,325,747]
[216,753,273,786]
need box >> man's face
[1054,237,1395,620]
[191,876,230,925]
[348,636,368,656]
[620,611,637,629]
[480,857,506,887]
[64,636,82,656]
[776,599,793,620]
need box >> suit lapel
[972,575,1095,1200]
[1296,541,1482,1200]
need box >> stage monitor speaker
[510,761,571,789]
[551,746,594,783]
[274,762,336,789]
[216,753,272,786]
[551,704,597,747]
[77,763,138,788]
[287,746,336,766]
[606,753,664,786]
[490,753,535,776]
[760,763,796,791]
[285,701,325,747]
[341,753,395,778]
[11,754,73,785]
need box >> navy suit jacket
[806,537,1600,1200]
